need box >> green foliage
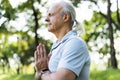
[1,0,17,20]
[70,0,81,7]
[90,69,120,80]
[99,44,109,54]
[111,10,120,25]
[83,11,110,54]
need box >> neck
[54,27,71,42]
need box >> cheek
[51,17,56,24]
[50,16,62,29]
[53,17,61,24]
[50,18,57,27]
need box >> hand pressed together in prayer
[34,43,49,80]
[34,43,48,72]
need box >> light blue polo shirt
[48,30,90,80]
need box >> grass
[0,74,35,80]
[0,69,120,80]
[90,69,120,80]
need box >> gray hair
[58,1,76,23]
[53,1,85,37]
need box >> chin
[48,28,53,32]
[47,26,54,33]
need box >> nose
[45,16,49,22]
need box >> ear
[63,13,70,23]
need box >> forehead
[48,4,63,14]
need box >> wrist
[35,68,50,80]
[35,72,41,80]
[41,68,50,76]
[41,69,51,80]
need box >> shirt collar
[51,30,77,51]
[59,30,77,43]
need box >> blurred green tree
[0,0,52,74]
[71,0,120,69]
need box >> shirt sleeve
[57,38,89,77]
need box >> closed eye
[48,12,55,17]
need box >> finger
[34,51,38,62]
[40,44,45,58]
[42,44,47,58]
[37,45,40,56]
[37,44,42,59]
[39,44,43,58]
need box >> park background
[0,0,120,80]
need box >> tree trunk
[116,0,120,23]
[2,63,5,73]
[31,0,39,47]
[107,0,117,69]
[17,66,20,75]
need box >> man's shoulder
[67,35,85,45]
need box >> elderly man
[34,1,90,80]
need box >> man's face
[45,5,64,33]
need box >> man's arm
[40,68,76,80]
